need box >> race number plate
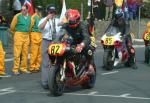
[104,37,114,45]
[48,43,66,56]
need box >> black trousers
[93,7,100,20]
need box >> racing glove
[75,42,85,53]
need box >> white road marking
[4,58,13,62]
[88,91,98,95]
[0,87,16,96]
[101,71,119,75]
[0,88,49,95]
[16,90,49,94]
[120,93,131,97]
[5,54,30,62]
[0,87,15,92]
[0,88,149,100]
[0,75,11,78]
[65,93,150,100]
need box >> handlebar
[65,46,77,54]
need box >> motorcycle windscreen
[105,26,119,36]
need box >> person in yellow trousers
[10,5,31,75]
[29,6,43,73]
[0,41,5,76]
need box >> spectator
[114,0,123,16]
[13,0,22,15]
[10,5,31,75]
[123,0,129,21]
[115,0,123,7]
[29,6,43,73]
[137,0,143,5]
[87,0,92,18]
[93,0,101,21]
[38,4,61,89]
[127,0,138,20]
[104,0,114,21]
[114,0,129,21]
[99,0,106,20]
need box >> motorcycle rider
[142,21,150,63]
[143,21,150,46]
[105,9,137,69]
[59,9,95,75]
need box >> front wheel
[48,65,65,96]
[103,51,114,70]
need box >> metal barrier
[0,26,9,48]
[138,4,145,39]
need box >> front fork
[60,59,66,81]
[60,59,78,81]
[113,48,122,67]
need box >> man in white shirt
[38,4,61,89]
[87,0,92,18]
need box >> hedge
[141,1,150,18]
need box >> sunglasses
[48,10,56,14]
[69,18,80,25]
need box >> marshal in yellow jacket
[10,13,31,74]
[0,41,5,75]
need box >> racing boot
[86,64,95,75]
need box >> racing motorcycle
[143,32,150,64]
[101,26,135,70]
[47,35,96,96]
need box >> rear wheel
[103,51,114,70]
[48,65,65,96]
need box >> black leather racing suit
[59,22,94,65]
